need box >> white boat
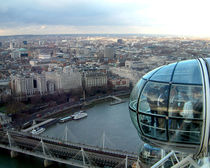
[73,112,88,120]
[31,127,45,135]
[72,110,85,117]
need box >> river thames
[0,98,142,168]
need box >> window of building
[33,79,37,88]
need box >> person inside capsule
[178,86,203,141]
[169,86,182,130]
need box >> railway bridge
[0,129,139,167]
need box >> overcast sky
[0,0,210,36]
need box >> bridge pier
[10,151,18,158]
[32,120,36,125]
[125,155,128,168]
[44,160,53,167]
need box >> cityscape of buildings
[0,34,210,167]
[1,0,210,167]
[0,35,210,103]
[0,34,209,124]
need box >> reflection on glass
[169,85,203,120]
[138,81,169,140]
[129,109,140,132]
[139,82,169,116]
[138,114,167,140]
[172,60,202,84]
[168,84,203,144]
[150,63,176,82]
[129,79,146,111]
[169,119,201,144]
[142,66,161,80]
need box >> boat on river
[31,127,45,135]
[59,115,73,123]
[73,111,87,120]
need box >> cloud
[1,0,210,36]
[0,0,147,28]
[0,29,5,35]
[40,25,46,30]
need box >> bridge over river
[0,129,139,168]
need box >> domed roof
[142,59,202,84]
[19,48,27,52]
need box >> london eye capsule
[129,58,210,156]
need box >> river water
[0,98,143,168]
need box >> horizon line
[0,33,205,38]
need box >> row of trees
[2,84,131,117]
[2,88,83,116]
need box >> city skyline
[1,0,210,37]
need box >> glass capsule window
[138,82,169,114]
[172,60,202,85]
[130,109,140,132]
[138,82,169,140]
[142,67,161,80]
[129,79,146,111]
[129,79,146,132]
[129,59,204,145]
[150,63,176,82]
[168,84,203,143]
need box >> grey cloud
[0,0,147,27]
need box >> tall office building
[104,46,114,58]
[117,39,123,44]
[10,42,15,50]
[23,41,27,45]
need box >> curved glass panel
[150,63,176,82]
[205,58,210,66]
[205,58,210,75]
[139,81,169,115]
[205,58,210,63]
[129,109,140,132]
[172,60,202,84]
[168,84,203,144]
[138,114,167,140]
[129,79,146,111]
[142,67,162,80]
[168,85,203,119]
[168,119,202,144]
[138,81,169,141]
[138,113,151,133]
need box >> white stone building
[45,66,82,92]
[109,67,143,86]
[125,60,145,69]
[84,71,107,88]
[11,73,48,96]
